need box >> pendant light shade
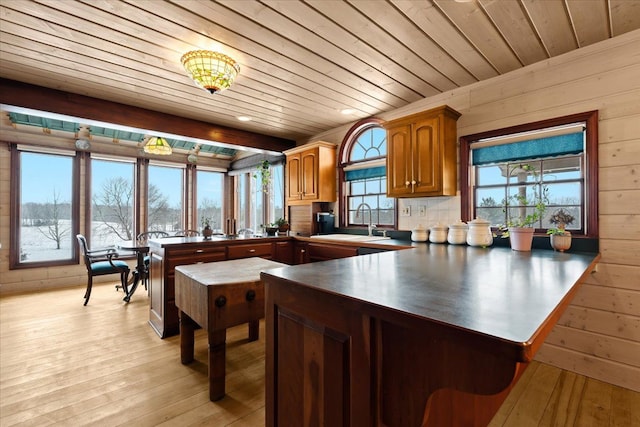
[181,50,240,94]
[144,137,172,155]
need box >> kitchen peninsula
[146,234,410,337]
[261,244,600,427]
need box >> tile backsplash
[397,195,462,231]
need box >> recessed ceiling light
[237,116,252,122]
[341,109,355,115]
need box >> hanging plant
[253,160,271,193]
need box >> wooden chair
[173,229,200,237]
[136,231,169,290]
[76,234,130,306]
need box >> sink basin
[309,234,390,242]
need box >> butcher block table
[174,257,286,401]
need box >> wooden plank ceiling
[1,0,639,156]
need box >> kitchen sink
[309,234,391,242]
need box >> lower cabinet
[149,244,226,338]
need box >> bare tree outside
[92,176,134,241]
[148,183,171,231]
[36,189,71,249]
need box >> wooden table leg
[179,311,195,364]
[209,328,227,401]
[248,319,259,341]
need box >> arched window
[339,119,395,229]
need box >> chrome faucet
[355,202,376,236]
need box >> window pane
[476,165,506,186]
[236,164,284,235]
[19,152,74,263]
[197,170,224,233]
[148,165,184,233]
[91,158,134,246]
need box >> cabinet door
[413,116,440,194]
[387,123,413,197]
[286,153,302,202]
[274,241,294,264]
[300,147,319,200]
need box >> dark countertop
[261,244,600,354]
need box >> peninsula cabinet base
[264,278,528,427]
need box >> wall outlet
[418,205,426,217]
[401,206,411,217]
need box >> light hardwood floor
[1,283,638,427]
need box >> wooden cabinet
[273,241,294,265]
[148,237,289,338]
[149,243,226,338]
[284,141,336,204]
[385,105,460,197]
[307,242,358,262]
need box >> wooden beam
[0,78,296,153]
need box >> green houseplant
[547,208,575,252]
[274,217,289,233]
[501,163,549,251]
[253,160,272,193]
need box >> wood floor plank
[539,370,586,426]
[574,378,614,426]
[2,282,639,427]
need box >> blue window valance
[345,166,386,181]
[472,132,584,166]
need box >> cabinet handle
[301,249,306,253]
[405,181,410,187]
[195,249,204,253]
[215,295,227,308]
[248,249,256,253]
[411,180,416,185]
[246,290,256,301]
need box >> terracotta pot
[550,231,572,252]
[509,227,534,251]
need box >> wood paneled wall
[310,29,640,392]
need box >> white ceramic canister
[429,223,448,243]
[466,217,493,247]
[411,225,429,242]
[447,221,468,245]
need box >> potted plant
[275,217,289,233]
[201,216,213,240]
[253,160,272,193]
[547,208,575,252]
[501,163,549,251]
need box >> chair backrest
[137,231,170,240]
[76,234,91,268]
[174,229,200,237]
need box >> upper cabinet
[385,106,461,198]
[284,141,336,205]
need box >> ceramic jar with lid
[466,217,493,247]
[411,225,429,242]
[429,223,448,243]
[447,221,468,245]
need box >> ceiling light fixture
[181,50,240,94]
[237,116,252,122]
[144,136,172,155]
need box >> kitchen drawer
[166,251,227,271]
[227,242,273,260]
[307,242,358,262]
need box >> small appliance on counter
[316,212,335,235]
